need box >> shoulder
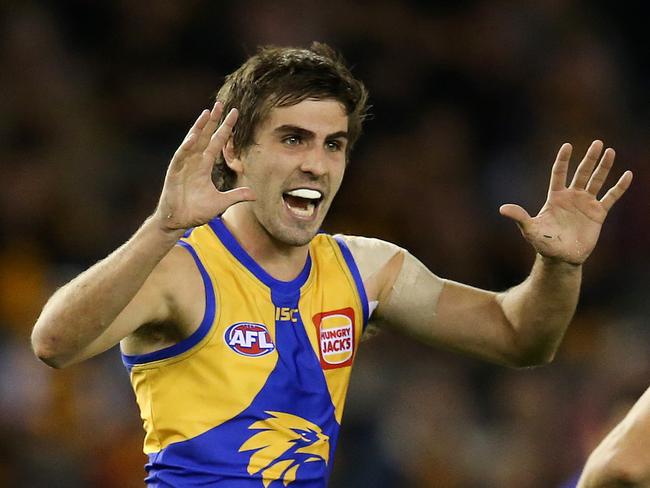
[153,241,205,329]
[152,241,202,285]
[334,235,405,282]
[333,235,408,309]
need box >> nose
[299,147,328,177]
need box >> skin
[577,386,650,488]
[31,102,253,363]
[31,99,633,370]
[221,98,349,280]
[352,139,633,366]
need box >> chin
[271,221,320,247]
[278,228,318,247]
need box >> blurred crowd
[1,1,648,486]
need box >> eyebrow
[273,125,349,140]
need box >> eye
[325,140,343,152]
[282,135,302,146]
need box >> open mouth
[282,188,323,219]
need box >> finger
[600,170,633,212]
[196,101,225,151]
[217,186,256,210]
[203,108,239,162]
[569,140,604,189]
[169,134,199,172]
[177,110,209,151]
[178,132,197,152]
[499,204,531,227]
[548,143,573,192]
[170,109,210,164]
[181,109,210,141]
[586,148,615,196]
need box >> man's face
[232,98,349,246]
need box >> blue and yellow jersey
[121,218,369,487]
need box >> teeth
[286,188,322,200]
[286,201,316,217]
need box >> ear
[223,138,244,176]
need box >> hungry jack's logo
[312,308,355,369]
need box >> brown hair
[213,42,369,190]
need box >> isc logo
[224,322,275,357]
[275,307,298,323]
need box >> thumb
[499,204,530,226]
[219,187,256,209]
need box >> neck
[221,204,310,282]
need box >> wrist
[536,253,583,271]
[144,213,187,244]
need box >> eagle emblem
[239,411,330,487]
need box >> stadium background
[0,1,648,486]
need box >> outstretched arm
[352,140,632,366]
[32,102,254,368]
[577,386,650,487]
[493,140,632,364]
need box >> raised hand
[154,102,255,232]
[499,140,633,265]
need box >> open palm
[156,102,255,232]
[500,141,633,265]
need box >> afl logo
[225,322,275,357]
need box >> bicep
[376,252,520,365]
[72,246,192,363]
[430,281,520,364]
[341,235,520,364]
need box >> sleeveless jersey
[121,218,369,487]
